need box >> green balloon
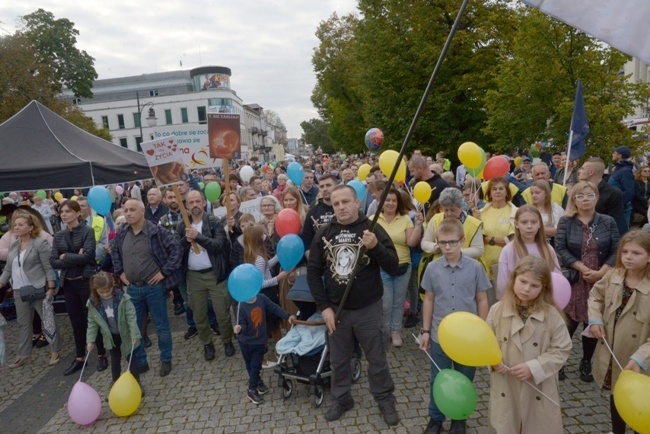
[36,190,47,199]
[432,369,478,420]
[198,182,205,190]
[466,149,486,177]
[204,182,221,203]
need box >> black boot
[579,359,593,383]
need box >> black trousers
[611,395,639,434]
[64,278,105,358]
[109,333,140,383]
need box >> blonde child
[497,205,561,297]
[86,272,142,389]
[487,256,572,433]
[233,294,296,405]
[588,230,650,434]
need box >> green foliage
[301,118,335,154]
[20,9,97,98]
[308,2,650,164]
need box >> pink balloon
[115,185,124,195]
[551,272,571,310]
[68,381,102,425]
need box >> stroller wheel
[281,379,293,400]
[351,358,362,382]
[313,385,325,407]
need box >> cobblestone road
[0,304,629,433]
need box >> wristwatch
[489,237,495,246]
[420,329,431,335]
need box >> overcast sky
[0,1,358,137]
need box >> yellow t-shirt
[480,204,515,277]
[373,213,414,264]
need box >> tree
[301,118,335,154]
[19,9,98,98]
[483,8,650,159]
[263,109,288,146]
[0,9,109,141]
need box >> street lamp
[136,90,157,146]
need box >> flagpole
[563,129,574,186]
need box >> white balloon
[240,165,255,183]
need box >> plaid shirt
[159,210,183,235]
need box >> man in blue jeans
[111,199,182,377]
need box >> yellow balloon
[109,371,142,417]
[457,142,483,170]
[413,181,432,204]
[613,370,650,433]
[379,150,406,182]
[438,312,502,366]
[70,195,78,201]
[54,192,63,202]
[358,163,371,182]
[514,156,521,168]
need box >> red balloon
[275,208,301,237]
[482,156,510,180]
[536,141,542,149]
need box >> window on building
[136,136,143,152]
[197,106,207,124]
[102,116,109,129]
[119,138,128,148]
[133,113,141,128]
[149,90,159,97]
[117,114,125,129]
[165,109,172,125]
[72,98,81,105]
[181,108,188,123]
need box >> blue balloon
[277,234,305,270]
[287,162,304,186]
[228,264,263,302]
[348,180,366,201]
[87,186,112,216]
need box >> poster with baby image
[208,112,241,160]
[141,137,187,187]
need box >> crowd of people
[0,145,649,434]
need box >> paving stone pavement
[0,304,630,433]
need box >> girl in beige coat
[588,230,650,434]
[487,256,572,434]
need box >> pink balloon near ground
[551,272,571,309]
[68,381,102,425]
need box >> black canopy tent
[0,100,150,192]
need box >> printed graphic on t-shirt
[322,230,369,284]
[310,212,334,232]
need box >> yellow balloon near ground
[514,156,521,168]
[358,163,371,182]
[613,370,650,433]
[457,142,483,170]
[414,181,432,204]
[70,195,78,201]
[54,192,63,202]
[438,312,502,366]
[109,371,142,417]
[379,150,406,182]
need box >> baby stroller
[274,283,362,407]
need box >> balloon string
[127,341,135,372]
[236,302,240,326]
[501,363,560,407]
[602,337,623,371]
[411,333,442,372]
[78,351,91,382]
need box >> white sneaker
[262,359,277,369]
[391,332,403,348]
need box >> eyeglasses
[574,193,596,200]
[261,204,275,207]
[438,239,461,247]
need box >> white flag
[521,0,650,64]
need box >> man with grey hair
[111,199,182,377]
[429,164,443,176]
[145,188,168,223]
[521,162,568,207]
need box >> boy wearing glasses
[419,219,490,434]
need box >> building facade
[63,66,285,161]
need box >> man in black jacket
[408,156,449,214]
[144,188,168,224]
[578,157,625,235]
[176,190,235,360]
[308,185,400,427]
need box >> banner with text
[208,113,241,160]
[152,125,221,170]
[213,197,263,222]
[140,138,186,187]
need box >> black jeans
[238,341,264,391]
[64,278,105,358]
[109,333,140,383]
